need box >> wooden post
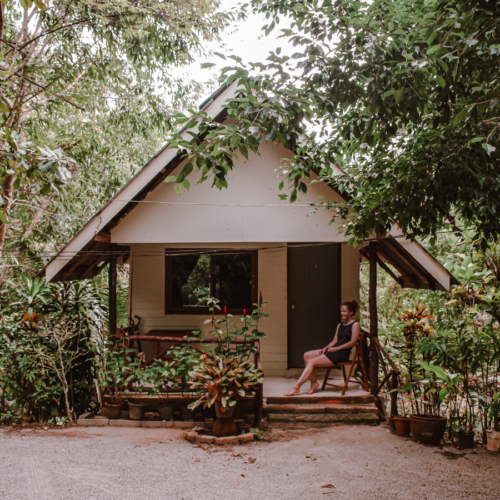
[391,371,399,419]
[109,244,117,343]
[254,341,263,428]
[369,242,379,394]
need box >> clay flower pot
[410,415,447,446]
[103,402,122,420]
[456,431,475,449]
[157,403,175,421]
[128,402,147,420]
[213,402,237,437]
[486,430,500,452]
[179,404,196,421]
[392,417,411,437]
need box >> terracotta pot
[202,405,216,420]
[486,430,500,452]
[128,402,147,420]
[410,415,447,446]
[456,431,474,449]
[179,404,196,421]
[157,403,174,421]
[213,418,238,437]
[215,402,235,419]
[392,417,411,437]
[213,402,237,437]
[103,403,122,420]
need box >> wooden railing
[371,337,400,421]
[117,332,264,428]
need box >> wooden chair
[321,329,369,395]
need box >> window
[165,251,258,314]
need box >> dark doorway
[288,244,341,368]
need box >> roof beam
[374,247,419,288]
[383,239,435,290]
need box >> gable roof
[40,82,457,292]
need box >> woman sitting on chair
[284,300,360,396]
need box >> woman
[284,300,360,396]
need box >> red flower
[243,309,246,316]
[224,306,227,315]
[483,120,486,124]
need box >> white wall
[111,141,346,244]
[129,242,360,377]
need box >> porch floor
[264,376,371,401]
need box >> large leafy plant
[188,354,263,411]
[188,294,267,411]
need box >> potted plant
[188,296,266,436]
[189,352,263,436]
[166,344,201,420]
[146,359,179,421]
[99,338,147,420]
[487,392,500,452]
[409,362,461,446]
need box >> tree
[0,0,240,283]
[165,0,500,244]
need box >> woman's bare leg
[303,349,323,393]
[284,355,332,396]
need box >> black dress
[323,322,357,364]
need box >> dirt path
[0,424,498,499]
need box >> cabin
[41,83,456,426]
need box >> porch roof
[39,83,457,292]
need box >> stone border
[77,416,204,430]
[185,429,255,445]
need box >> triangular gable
[41,82,456,292]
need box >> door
[288,244,341,368]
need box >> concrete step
[267,413,379,424]
[263,403,378,415]
[265,395,374,405]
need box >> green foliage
[490,391,500,432]
[376,229,500,436]
[164,0,500,243]
[0,272,106,422]
[188,295,267,410]
[189,354,263,411]
[0,0,241,285]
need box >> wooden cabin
[41,83,456,424]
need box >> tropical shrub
[0,273,106,423]
[188,294,267,411]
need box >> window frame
[165,249,258,315]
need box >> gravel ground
[0,424,499,500]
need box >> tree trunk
[369,242,379,394]
[0,173,15,263]
[109,244,117,343]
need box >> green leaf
[0,210,10,224]
[395,89,405,103]
[33,0,47,10]
[426,45,441,55]
[381,89,395,99]
[164,176,177,183]
[19,0,32,8]
[239,144,248,160]
[468,136,484,147]
[0,102,9,113]
[200,62,215,68]
[452,109,468,127]
[436,76,446,88]
[482,143,496,156]
[174,183,182,195]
